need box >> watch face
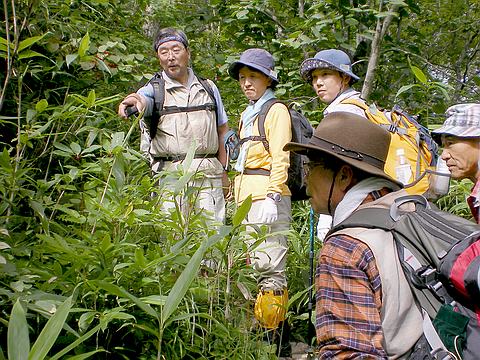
[268,193,282,202]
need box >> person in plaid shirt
[432,104,480,224]
[285,112,425,359]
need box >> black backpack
[240,99,314,201]
[145,72,217,139]
[329,194,480,360]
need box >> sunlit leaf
[78,32,90,57]
[95,281,159,319]
[87,89,96,107]
[66,54,78,67]
[8,300,29,360]
[17,50,49,60]
[395,84,419,98]
[135,247,146,268]
[162,237,208,326]
[17,34,48,52]
[113,152,125,190]
[233,195,252,227]
[28,296,72,360]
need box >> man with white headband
[118,27,230,224]
[432,104,480,223]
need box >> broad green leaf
[29,200,45,220]
[82,145,102,154]
[173,171,196,196]
[56,349,105,360]
[135,247,147,268]
[101,234,111,253]
[78,32,90,57]
[28,296,72,360]
[17,50,49,60]
[66,54,78,67]
[49,324,103,360]
[0,37,7,52]
[236,9,249,19]
[26,109,37,123]
[95,281,159,319]
[96,59,112,75]
[0,344,6,360]
[87,89,95,107]
[410,65,427,85]
[112,132,125,150]
[395,84,419,98]
[53,142,74,154]
[141,295,167,306]
[70,142,82,155]
[161,238,208,326]
[8,300,29,360]
[17,34,47,52]
[233,195,252,227]
[0,149,12,172]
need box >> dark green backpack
[329,194,480,360]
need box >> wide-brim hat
[431,103,480,144]
[228,48,278,84]
[284,112,403,187]
[300,49,359,84]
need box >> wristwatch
[266,193,282,203]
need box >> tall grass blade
[8,300,29,360]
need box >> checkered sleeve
[315,234,387,359]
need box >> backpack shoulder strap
[339,98,369,110]
[148,73,165,139]
[328,208,394,239]
[254,99,287,151]
[196,75,218,122]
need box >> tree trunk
[361,3,399,102]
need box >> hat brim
[300,58,360,83]
[431,125,480,144]
[284,141,403,188]
[228,61,278,84]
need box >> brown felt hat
[284,112,402,187]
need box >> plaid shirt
[467,177,480,224]
[315,188,392,359]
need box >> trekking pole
[306,207,316,359]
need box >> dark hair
[153,28,189,52]
[307,151,343,174]
[240,65,278,90]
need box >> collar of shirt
[361,187,393,205]
[324,88,360,115]
[162,68,196,90]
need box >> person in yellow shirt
[228,48,292,357]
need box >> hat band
[310,135,384,169]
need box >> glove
[258,197,278,223]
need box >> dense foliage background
[1,0,479,359]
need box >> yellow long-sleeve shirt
[234,102,292,204]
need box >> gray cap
[300,49,359,84]
[228,48,278,84]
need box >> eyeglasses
[158,46,185,57]
[303,161,324,178]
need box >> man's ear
[336,165,355,192]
